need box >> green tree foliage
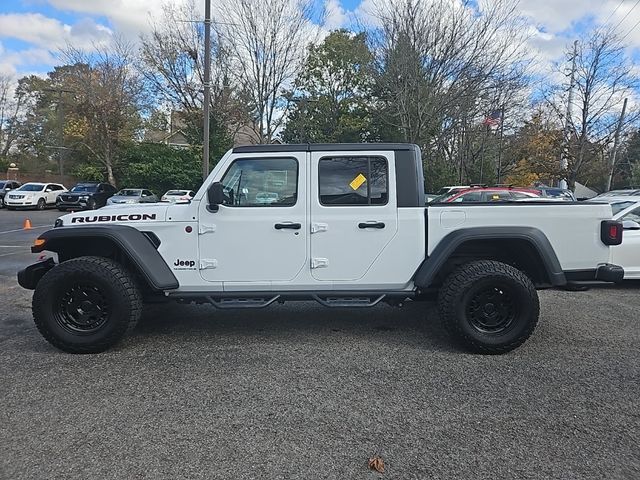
[71,164,105,182]
[282,30,376,143]
[180,109,233,171]
[119,143,203,195]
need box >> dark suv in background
[56,182,116,211]
[0,180,21,207]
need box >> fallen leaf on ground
[368,455,385,473]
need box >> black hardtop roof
[233,143,419,154]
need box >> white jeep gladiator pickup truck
[18,143,623,354]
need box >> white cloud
[0,13,112,50]
[45,0,194,39]
[324,0,347,30]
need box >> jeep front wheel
[438,260,539,354]
[32,256,142,353]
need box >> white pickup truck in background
[19,143,624,354]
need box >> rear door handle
[275,222,301,230]
[358,222,385,229]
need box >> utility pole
[202,0,212,180]
[560,40,578,190]
[606,97,628,191]
[496,106,505,184]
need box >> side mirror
[207,182,225,211]
[45,188,52,192]
[622,220,640,231]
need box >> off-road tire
[36,198,46,210]
[33,256,142,353]
[87,198,96,210]
[438,260,539,354]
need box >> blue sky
[1,0,639,78]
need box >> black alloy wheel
[438,260,539,354]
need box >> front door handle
[275,222,301,230]
[358,222,385,229]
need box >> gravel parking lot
[0,209,638,479]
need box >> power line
[611,0,640,32]
[602,0,627,26]
[619,14,640,41]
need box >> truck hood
[58,203,169,226]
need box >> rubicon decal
[173,259,196,270]
[70,213,157,223]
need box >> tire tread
[438,260,539,354]
[32,256,142,353]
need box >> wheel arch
[414,227,567,289]
[31,225,178,291]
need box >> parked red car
[433,186,542,203]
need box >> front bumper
[57,200,88,210]
[5,199,36,207]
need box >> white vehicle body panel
[56,147,617,293]
[427,204,613,271]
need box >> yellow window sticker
[349,173,367,190]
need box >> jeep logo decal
[70,213,157,223]
[173,259,196,270]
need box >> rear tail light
[601,220,623,245]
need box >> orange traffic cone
[23,218,32,230]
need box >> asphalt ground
[0,208,638,480]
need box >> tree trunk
[106,162,116,187]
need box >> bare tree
[61,41,144,186]
[140,1,234,118]
[369,0,530,185]
[217,0,320,143]
[0,75,26,159]
[553,30,639,188]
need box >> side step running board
[205,295,281,309]
[311,294,385,308]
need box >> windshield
[116,189,141,197]
[17,184,45,192]
[71,184,98,193]
[544,188,573,199]
[611,201,635,216]
[165,190,188,196]
[430,191,460,203]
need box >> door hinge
[199,224,216,235]
[199,259,218,270]
[311,257,329,269]
[311,222,328,234]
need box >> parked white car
[161,189,195,204]
[601,197,640,279]
[5,182,67,210]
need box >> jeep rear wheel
[438,260,539,354]
[32,256,142,353]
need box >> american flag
[482,110,502,127]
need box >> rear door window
[318,156,388,206]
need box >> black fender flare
[31,225,179,291]
[413,226,566,288]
